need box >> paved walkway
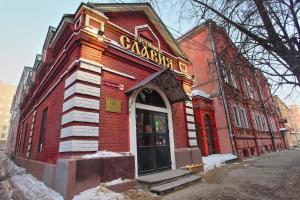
[163,149,300,200]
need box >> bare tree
[143,0,300,87]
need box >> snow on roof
[192,90,210,98]
[80,151,125,159]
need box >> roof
[126,68,190,103]
[87,2,187,59]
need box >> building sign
[119,35,173,69]
[106,97,121,113]
[103,80,124,91]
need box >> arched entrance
[129,84,176,176]
[204,114,216,154]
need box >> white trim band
[64,83,100,99]
[65,70,101,88]
[60,126,99,138]
[61,110,99,125]
[63,97,100,112]
[59,140,98,152]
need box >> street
[1,149,300,200]
[163,149,300,200]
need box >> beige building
[0,81,16,148]
[273,96,299,148]
[289,104,300,139]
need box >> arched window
[136,88,166,108]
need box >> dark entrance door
[204,114,216,154]
[136,109,171,175]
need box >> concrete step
[150,174,201,195]
[137,169,192,190]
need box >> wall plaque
[106,97,121,113]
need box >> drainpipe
[208,22,237,156]
[254,72,277,151]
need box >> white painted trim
[64,83,100,99]
[102,66,135,80]
[185,101,193,108]
[189,139,198,146]
[60,126,99,138]
[188,131,197,138]
[136,103,168,113]
[61,110,99,125]
[185,107,194,115]
[59,140,98,152]
[80,61,102,73]
[129,83,176,177]
[187,123,196,130]
[186,115,195,123]
[65,70,101,88]
[135,24,161,49]
[63,97,100,112]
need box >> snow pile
[103,178,130,186]
[10,174,63,200]
[202,153,237,172]
[80,151,124,159]
[0,153,26,177]
[73,186,124,200]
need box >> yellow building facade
[0,81,16,147]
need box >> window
[22,124,29,153]
[222,68,238,89]
[269,117,277,132]
[233,106,241,127]
[261,115,268,131]
[239,108,249,128]
[251,111,257,129]
[233,106,249,128]
[38,108,48,152]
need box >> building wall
[288,105,300,140]
[179,21,285,158]
[0,81,16,147]
[13,4,195,167]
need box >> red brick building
[179,21,285,158]
[13,2,202,181]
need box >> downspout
[254,71,277,151]
[208,23,237,155]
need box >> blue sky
[0,0,299,107]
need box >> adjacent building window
[233,106,249,128]
[222,68,238,89]
[252,111,269,131]
[233,106,241,127]
[269,117,277,132]
[38,108,48,152]
[239,108,249,128]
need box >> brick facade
[179,21,285,158]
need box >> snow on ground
[10,174,63,200]
[0,152,63,200]
[0,153,26,177]
[80,150,124,159]
[202,154,237,172]
[73,186,124,200]
[103,177,130,186]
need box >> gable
[89,3,186,59]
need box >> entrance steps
[137,169,201,195]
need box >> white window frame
[233,106,241,127]
[239,108,249,128]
